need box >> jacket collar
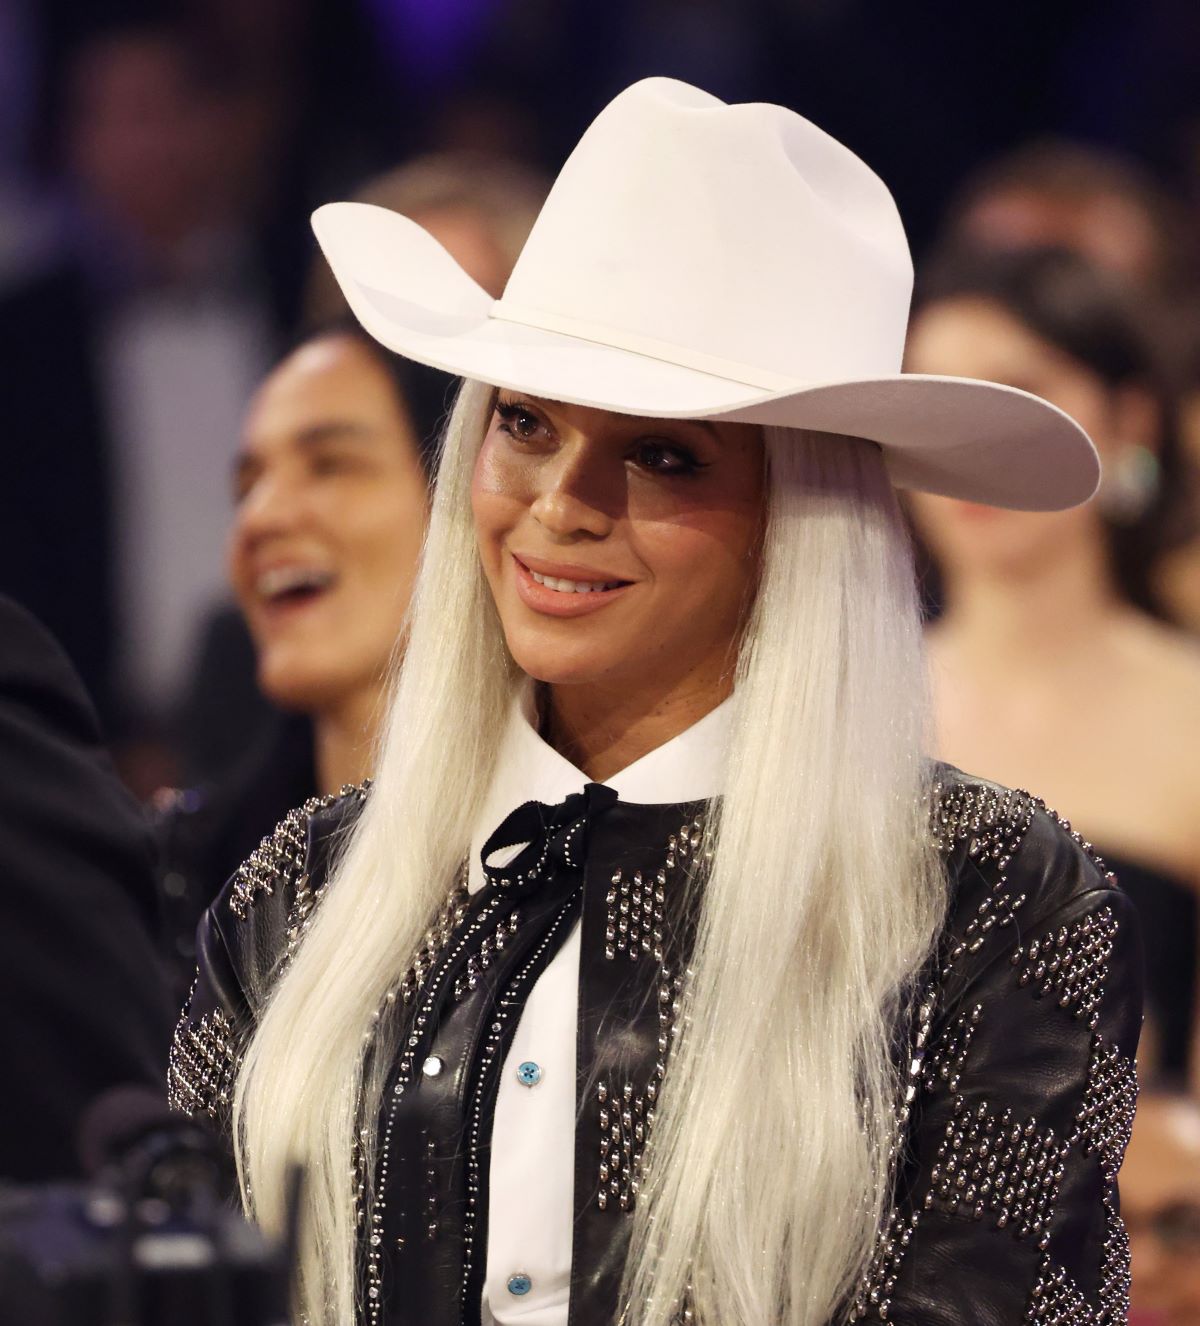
[467,682,732,893]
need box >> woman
[904,245,1200,1083]
[156,322,447,996]
[228,323,439,795]
[169,80,1142,1325]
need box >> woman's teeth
[529,570,623,594]
[257,566,335,600]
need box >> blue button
[507,1272,532,1296]
[516,1061,542,1088]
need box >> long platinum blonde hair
[233,379,947,1325]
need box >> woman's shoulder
[168,783,371,1122]
[222,782,370,917]
[931,762,1131,954]
[1113,607,1200,681]
[1107,612,1200,754]
[207,782,372,991]
[864,765,1143,1323]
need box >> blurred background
[1,2,1199,1316]
[4,0,1199,785]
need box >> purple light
[361,0,503,86]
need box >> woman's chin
[256,658,361,717]
[505,641,623,691]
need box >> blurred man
[0,17,276,778]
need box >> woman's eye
[309,448,376,479]
[310,455,351,477]
[232,467,259,506]
[495,401,544,441]
[633,439,704,475]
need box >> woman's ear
[1111,381,1160,454]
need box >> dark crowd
[1,1,1199,1321]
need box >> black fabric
[176,768,1143,1324]
[173,603,279,788]
[1097,847,1195,1080]
[0,597,174,1182]
[154,713,317,1004]
[0,264,116,723]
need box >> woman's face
[229,334,429,714]
[904,296,1141,580]
[471,394,765,703]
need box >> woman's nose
[234,469,299,546]
[528,445,618,539]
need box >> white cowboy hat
[312,77,1098,511]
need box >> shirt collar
[467,684,732,893]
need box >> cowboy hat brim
[313,201,1099,512]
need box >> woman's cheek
[472,441,533,539]
[472,431,522,495]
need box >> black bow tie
[480,782,619,898]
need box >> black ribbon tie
[480,782,619,898]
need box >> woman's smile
[250,559,340,628]
[511,553,635,617]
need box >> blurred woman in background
[905,244,1200,1084]
[157,323,442,996]
[936,141,1200,635]
[229,324,435,796]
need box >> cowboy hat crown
[313,77,1098,511]
[495,78,912,390]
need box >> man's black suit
[0,596,173,1181]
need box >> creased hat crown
[496,78,914,389]
[312,76,1099,511]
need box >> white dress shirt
[472,687,732,1325]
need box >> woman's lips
[255,573,339,627]
[512,555,633,618]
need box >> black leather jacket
[169,766,1142,1325]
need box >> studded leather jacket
[169,766,1142,1325]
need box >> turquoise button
[516,1061,542,1087]
[507,1272,532,1296]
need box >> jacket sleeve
[166,788,368,1129]
[852,786,1143,1325]
[166,793,316,1128]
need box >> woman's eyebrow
[232,450,259,487]
[295,421,376,447]
[635,416,722,443]
[231,422,377,483]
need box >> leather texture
[170,765,1142,1325]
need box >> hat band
[489,299,803,393]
